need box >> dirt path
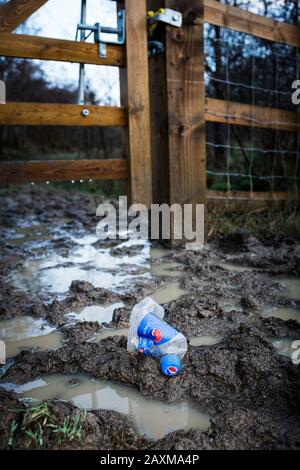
[0,186,300,450]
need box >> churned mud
[0,186,300,450]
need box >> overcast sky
[16,0,120,105]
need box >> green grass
[8,402,87,449]
[207,201,300,240]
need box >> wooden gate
[0,0,152,208]
[0,0,299,214]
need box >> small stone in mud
[240,295,260,311]
[66,378,81,388]
[70,280,95,293]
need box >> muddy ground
[0,185,300,450]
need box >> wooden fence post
[121,0,153,209]
[149,0,206,244]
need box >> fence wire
[205,33,300,198]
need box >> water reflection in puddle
[272,337,300,359]
[189,335,222,347]
[11,239,151,294]
[3,374,210,440]
[0,317,54,341]
[65,303,124,324]
[0,316,62,358]
[261,306,300,322]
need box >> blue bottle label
[137,312,178,346]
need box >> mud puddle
[92,328,129,342]
[262,306,300,322]
[3,374,210,440]
[4,224,50,246]
[274,278,300,301]
[5,332,63,359]
[151,282,190,304]
[189,335,222,347]
[0,316,62,359]
[219,263,254,273]
[65,302,124,324]
[10,237,151,295]
[0,316,55,341]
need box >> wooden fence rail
[0,33,125,67]
[0,102,127,127]
[0,0,152,208]
[205,98,298,132]
[0,159,129,184]
[203,0,300,48]
[0,0,299,215]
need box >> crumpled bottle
[127,297,187,377]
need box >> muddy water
[0,316,62,359]
[151,262,182,278]
[93,328,129,342]
[0,317,55,341]
[219,263,254,273]
[150,248,172,260]
[262,306,300,322]
[3,374,210,440]
[272,337,300,360]
[5,332,63,359]
[151,281,189,304]
[275,278,300,301]
[11,238,151,294]
[5,224,50,246]
[189,335,222,347]
[65,302,124,324]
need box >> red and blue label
[137,313,178,346]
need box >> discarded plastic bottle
[127,297,187,377]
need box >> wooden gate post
[120,0,153,209]
[148,0,206,244]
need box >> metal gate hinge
[76,9,126,58]
[147,8,182,57]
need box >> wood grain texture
[123,0,152,208]
[205,98,298,132]
[0,159,129,184]
[0,102,127,126]
[148,0,170,206]
[204,0,300,48]
[0,0,48,32]
[0,33,125,67]
[166,0,206,207]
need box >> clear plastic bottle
[127,297,188,376]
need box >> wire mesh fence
[205,27,300,200]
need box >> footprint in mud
[2,374,211,440]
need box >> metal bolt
[172,14,180,21]
[81,108,90,117]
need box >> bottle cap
[160,354,181,377]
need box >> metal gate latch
[76,10,126,58]
[147,8,182,57]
